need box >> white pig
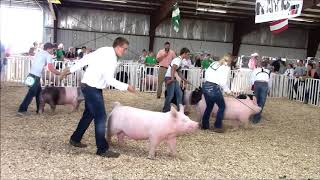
[195,95,261,127]
[107,102,199,159]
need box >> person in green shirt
[145,51,157,75]
[201,58,213,69]
[55,43,65,69]
[145,51,157,66]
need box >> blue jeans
[70,84,109,154]
[252,81,268,123]
[18,74,41,113]
[162,79,183,112]
[201,81,225,129]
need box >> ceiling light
[290,17,314,22]
[196,7,227,13]
[100,0,127,3]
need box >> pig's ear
[179,104,184,114]
[170,106,178,118]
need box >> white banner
[255,0,303,23]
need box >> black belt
[205,81,219,86]
[29,73,40,80]
[80,83,102,90]
[160,66,168,69]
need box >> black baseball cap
[43,43,54,50]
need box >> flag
[270,19,288,34]
[172,2,180,32]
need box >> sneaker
[211,128,225,133]
[69,139,87,148]
[96,150,120,158]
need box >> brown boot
[96,150,120,158]
[211,128,225,133]
[69,139,87,148]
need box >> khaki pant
[157,67,167,98]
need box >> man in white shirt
[250,60,271,124]
[17,43,61,116]
[60,37,135,158]
[162,48,190,112]
[201,53,233,133]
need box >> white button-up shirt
[70,47,128,90]
[205,62,231,93]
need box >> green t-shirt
[201,59,213,69]
[145,56,157,65]
[55,49,65,61]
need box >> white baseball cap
[251,53,259,57]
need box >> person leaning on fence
[60,37,135,158]
[17,43,61,116]
[303,63,319,104]
[162,47,190,113]
[144,51,157,75]
[250,60,272,124]
[156,42,176,99]
[201,53,233,133]
[293,60,307,99]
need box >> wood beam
[232,18,262,56]
[149,0,177,51]
[307,27,320,57]
[53,5,58,43]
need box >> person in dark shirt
[78,46,87,59]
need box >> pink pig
[107,102,199,159]
[195,96,261,127]
[40,86,84,113]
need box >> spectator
[138,49,147,64]
[284,64,294,77]
[145,51,157,66]
[271,57,281,73]
[293,60,307,99]
[156,42,176,99]
[86,48,93,54]
[55,43,65,69]
[201,56,213,70]
[248,53,258,70]
[78,46,87,59]
[194,55,201,67]
[279,59,287,74]
[28,42,38,56]
[304,63,319,104]
[145,51,157,75]
[66,47,76,60]
[316,62,320,77]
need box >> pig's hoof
[169,154,176,158]
[147,155,156,160]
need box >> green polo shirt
[55,49,65,61]
[145,56,157,65]
[201,59,213,69]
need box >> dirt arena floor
[1,83,319,179]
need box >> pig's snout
[187,122,199,132]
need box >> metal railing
[2,56,319,107]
